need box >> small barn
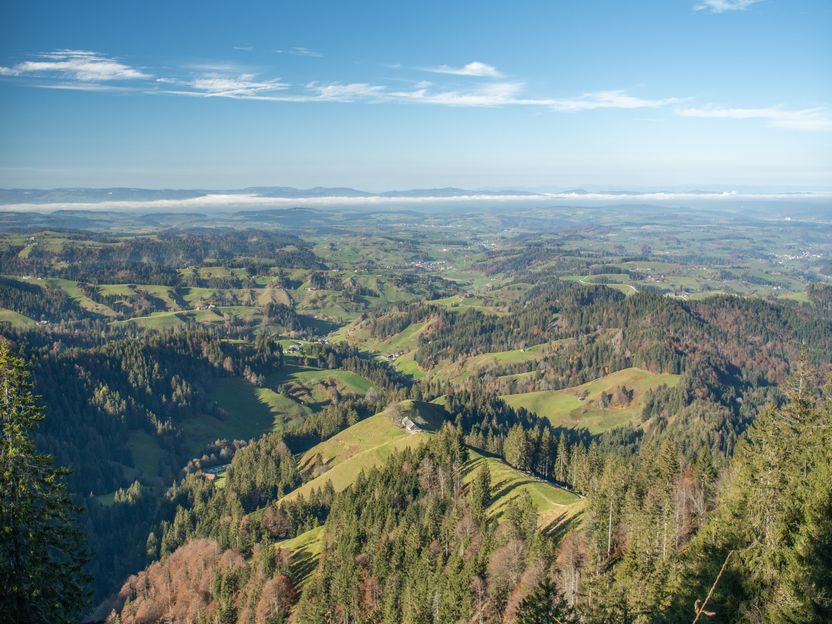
[401,416,421,434]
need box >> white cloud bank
[3,190,831,213]
[544,90,683,112]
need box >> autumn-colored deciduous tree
[254,575,295,624]
[117,539,222,624]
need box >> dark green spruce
[0,341,89,623]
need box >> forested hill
[109,385,832,623]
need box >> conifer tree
[666,369,832,622]
[469,463,491,523]
[515,577,577,624]
[0,341,89,623]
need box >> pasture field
[431,342,563,383]
[26,277,118,317]
[199,377,312,452]
[330,318,426,353]
[503,367,681,433]
[268,364,373,396]
[429,294,501,314]
[283,409,430,503]
[112,308,226,329]
[0,308,36,327]
[330,318,430,377]
[391,352,424,378]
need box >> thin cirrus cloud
[543,90,683,112]
[178,73,289,98]
[202,81,677,111]
[387,81,523,106]
[677,105,832,131]
[695,0,761,13]
[0,49,150,81]
[423,61,504,78]
[274,47,323,58]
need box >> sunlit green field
[503,367,681,433]
[284,409,429,503]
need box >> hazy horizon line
[2,189,831,213]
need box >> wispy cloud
[223,81,675,110]
[275,47,323,58]
[233,45,254,52]
[389,81,523,106]
[34,82,139,94]
[424,61,503,78]
[543,90,683,112]
[3,49,827,133]
[0,49,150,81]
[304,82,386,102]
[677,105,832,131]
[178,73,289,98]
[695,0,761,13]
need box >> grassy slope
[503,367,681,433]
[333,316,572,384]
[330,318,429,378]
[464,451,582,531]
[275,525,325,589]
[268,365,373,395]
[432,341,568,383]
[190,377,312,454]
[126,430,163,479]
[39,277,118,317]
[7,276,114,317]
[183,366,374,459]
[392,352,424,378]
[112,308,226,329]
[331,319,426,353]
[0,308,37,328]
[283,409,430,503]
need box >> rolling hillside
[283,401,445,502]
[503,367,681,433]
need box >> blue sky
[1,0,830,190]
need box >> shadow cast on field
[488,478,535,507]
[540,510,580,541]
[289,545,320,586]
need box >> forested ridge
[106,382,832,623]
